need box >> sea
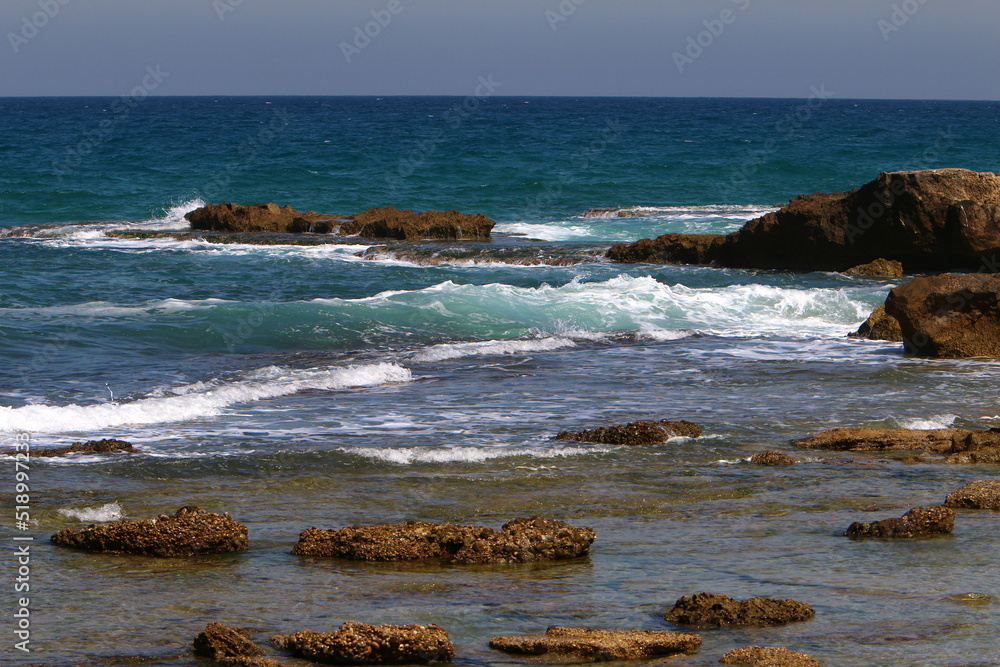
[1,96,999,666]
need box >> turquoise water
[1,97,999,666]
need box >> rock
[185,203,495,240]
[488,627,701,661]
[554,419,702,445]
[848,304,903,342]
[216,658,283,667]
[748,451,796,466]
[51,506,248,557]
[945,480,1000,509]
[720,646,820,667]
[843,258,904,278]
[608,169,1000,272]
[665,593,815,628]
[270,622,454,665]
[885,273,1000,357]
[194,623,264,660]
[844,506,955,539]
[793,427,967,452]
[292,516,595,564]
[9,438,135,458]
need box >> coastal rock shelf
[488,627,702,661]
[720,646,821,666]
[844,506,956,539]
[608,169,1000,272]
[665,593,815,628]
[555,419,702,445]
[795,426,1000,463]
[271,623,455,665]
[944,480,1000,510]
[292,516,595,564]
[7,437,135,458]
[194,623,265,661]
[50,506,249,557]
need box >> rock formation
[9,438,135,458]
[843,258,904,278]
[665,593,815,627]
[488,627,701,661]
[292,516,595,564]
[944,480,1000,509]
[555,419,702,445]
[794,426,1000,463]
[194,623,264,661]
[271,623,454,665]
[848,304,903,342]
[51,506,248,557]
[844,506,955,539]
[608,169,1000,272]
[748,451,797,466]
[720,646,820,667]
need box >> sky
[1,0,998,99]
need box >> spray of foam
[58,501,124,522]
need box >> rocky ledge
[794,426,1000,463]
[194,623,265,661]
[51,506,248,557]
[555,419,702,445]
[7,438,135,458]
[186,202,495,240]
[488,627,701,661]
[665,593,815,628]
[944,480,1000,510]
[608,169,1000,272]
[845,506,955,539]
[292,516,595,564]
[720,646,820,667]
[848,304,903,342]
[271,622,454,665]
[747,451,797,466]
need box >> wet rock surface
[720,645,821,666]
[848,304,903,342]
[555,419,702,445]
[292,516,595,564]
[270,622,454,665]
[845,506,955,539]
[665,593,815,628]
[748,451,797,466]
[193,623,264,660]
[944,480,1000,509]
[12,438,135,458]
[51,506,248,557]
[794,427,968,452]
[488,626,702,661]
[843,257,904,278]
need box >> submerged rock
[845,506,955,539]
[12,438,135,458]
[292,516,595,564]
[843,258,904,278]
[51,506,248,557]
[194,623,264,660]
[748,451,797,466]
[271,622,454,665]
[489,627,701,661]
[608,169,1000,272]
[944,480,1000,509]
[665,593,815,628]
[793,427,966,452]
[848,304,903,342]
[555,419,702,445]
[720,646,820,667]
[885,273,1000,358]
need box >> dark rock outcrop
[271,623,454,665]
[51,506,248,557]
[945,480,1000,509]
[885,273,1000,357]
[292,516,595,564]
[185,203,495,240]
[555,419,702,446]
[845,506,955,539]
[794,426,1000,464]
[748,451,797,466]
[720,646,820,667]
[608,169,1000,272]
[665,593,815,628]
[489,627,701,661]
[843,258,904,278]
[848,304,903,342]
[194,623,264,660]
[11,438,135,458]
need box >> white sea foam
[894,414,958,430]
[0,298,227,318]
[580,204,777,219]
[0,363,412,434]
[411,337,577,362]
[340,444,608,465]
[58,501,124,522]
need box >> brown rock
[489,627,701,661]
[665,593,815,628]
[270,622,454,665]
[51,506,248,557]
[720,646,820,667]
[216,658,283,667]
[844,506,955,539]
[186,202,340,233]
[885,273,1000,357]
[946,446,1000,464]
[843,258,904,278]
[748,451,797,466]
[11,438,135,458]
[793,427,967,452]
[292,516,595,564]
[194,623,264,660]
[848,304,903,342]
[945,480,1000,509]
[555,419,702,445]
[608,169,1000,271]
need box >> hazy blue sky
[2,0,997,99]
